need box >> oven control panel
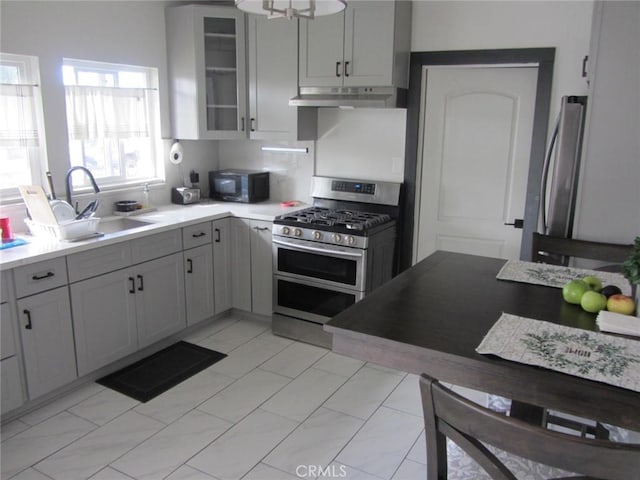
[331,180,376,195]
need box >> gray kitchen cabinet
[70,231,185,375]
[230,218,273,315]
[135,252,186,348]
[212,217,233,314]
[166,4,247,140]
[70,269,138,376]
[230,218,252,312]
[247,14,317,141]
[184,244,215,326]
[1,270,25,414]
[299,0,411,88]
[574,1,640,243]
[17,286,77,399]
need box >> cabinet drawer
[14,257,68,298]
[131,229,182,264]
[67,242,133,282]
[182,222,212,249]
[1,302,16,360]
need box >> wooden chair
[419,374,640,480]
[531,232,633,269]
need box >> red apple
[606,294,636,315]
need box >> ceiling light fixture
[235,0,346,20]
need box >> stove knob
[313,230,322,240]
[346,236,356,245]
[281,226,290,235]
[293,228,302,237]
[333,233,342,243]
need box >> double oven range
[272,176,401,348]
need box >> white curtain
[65,85,156,140]
[0,84,40,147]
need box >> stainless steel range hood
[289,86,408,108]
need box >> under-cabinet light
[261,146,309,153]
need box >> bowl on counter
[114,200,139,212]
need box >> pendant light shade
[236,0,346,20]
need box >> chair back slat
[420,374,640,480]
[531,233,633,265]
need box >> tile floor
[0,312,584,480]
[1,312,429,480]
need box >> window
[62,58,163,190]
[0,53,46,198]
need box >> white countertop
[0,200,307,271]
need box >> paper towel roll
[169,141,183,165]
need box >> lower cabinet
[70,269,138,377]
[71,252,186,375]
[16,287,77,399]
[136,252,186,348]
[184,244,215,326]
[1,297,24,414]
[230,218,273,316]
[212,218,233,314]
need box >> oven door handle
[273,238,363,258]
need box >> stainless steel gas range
[272,176,401,348]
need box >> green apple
[607,294,636,315]
[580,290,608,313]
[582,275,603,292]
[562,280,590,305]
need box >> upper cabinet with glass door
[166,5,247,140]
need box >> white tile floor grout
[1,313,427,480]
[0,312,585,480]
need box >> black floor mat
[97,341,226,403]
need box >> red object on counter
[280,201,299,208]
[0,217,13,242]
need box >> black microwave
[209,169,270,203]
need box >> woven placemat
[476,313,640,392]
[496,260,631,295]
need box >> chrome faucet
[65,166,100,214]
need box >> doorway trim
[399,48,555,271]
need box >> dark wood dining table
[324,251,640,432]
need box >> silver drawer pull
[32,271,54,281]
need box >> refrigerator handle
[538,114,560,234]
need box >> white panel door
[416,67,537,262]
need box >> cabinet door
[248,15,316,140]
[167,5,247,140]
[343,1,395,86]
[70,269,138,376]
[212,218,233,314]
[136,253,186,348]
[230,218,252,311]
[1,356,24,414]
[17,287,77,399]
[1,302,17,360]
[299,12,345,87]
[249,220,273,316]
[184,245,215,326]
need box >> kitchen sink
[98,217,153,234]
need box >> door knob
[504,219,524,229]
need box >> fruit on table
[601,285,622,298]
[606,294,636,315]
[580,290,608,313]
[562,280,590,305]
[582,275,603,292]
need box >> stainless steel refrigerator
[538,95,588,238]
